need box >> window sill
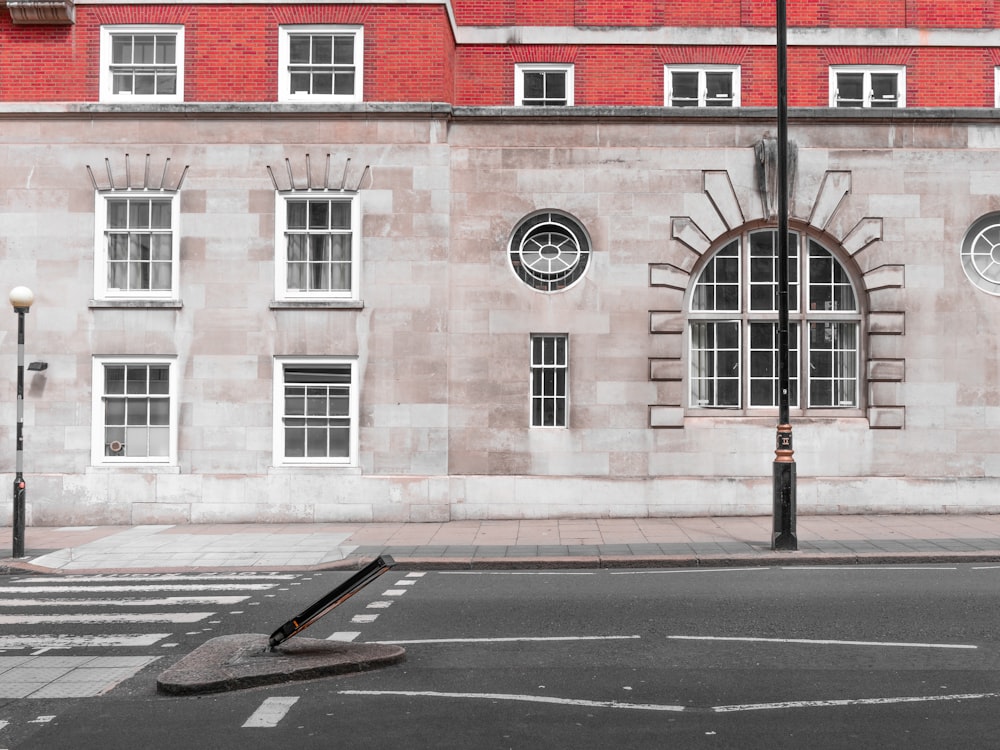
[86,464,180,473]
[90,299,183,309]
[268,465,362,474]
[270,299,364,310]
[682,411,867,424]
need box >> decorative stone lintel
[7,0,75,24]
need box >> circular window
[961,214,1000,295]
[509,211,591,292]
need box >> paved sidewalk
[3,514,1000,573]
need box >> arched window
[688,229,861,412]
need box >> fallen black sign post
[267,554,395,650]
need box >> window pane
[870,73,898,107]
[705,71,733,105]
[312,36,333,64]
[671,71,698,105]
[334,71,355,96]
[148,366,169,394]
[105,365,125,394]
[126,365,147,394]
[836,73,864,106]
[546,72,566,100]
[289,36,310,64]
[333,35,355,64]
[524,72,545,100]
[287,201,308,229]
[155,37,175,65]
[112,36,132,65]
[133,36,155,64]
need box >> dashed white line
[382,589,407,597]
[351,614,379,624]
[327,631,361,642]
[366,601,393,609]
[668,635,976,650]
[242,697,299,728]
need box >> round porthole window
[961,213,1000,296]
[509,211,591,292]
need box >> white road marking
[242,697,299,728]
[394,580,417,586]
[404,572,425,578]
[436,570,596,576]
[668,635,976,650]
[340,689,1000,715]
[351,614,379,624]
[0,634,169,650]
[382,589,407,596]
[0,584,278,593]
[0,613,213,625]
[376,635,640,645]
[327,632,361,642]
[13,574,296,583]
[781,566,957,571]
[0,596,249,607]
[611,568,770,575]
[713,692,1000,713]
[0,720,8,730]
[339,690,686,712]
[366,601,393,609]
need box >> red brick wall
[2,2,999,107]
[0,4,452,102]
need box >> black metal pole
[772,0,797,551]
[12,306,26,558]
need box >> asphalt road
[4,564,1000,749]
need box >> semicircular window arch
[687,228,862,413]
[508,211,592,293]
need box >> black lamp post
[772,0,797,550]
[9,285,34,559]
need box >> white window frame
[829,65,905,108]
[994,67,1000,108]
[530,334,569,428]
[91,356,178,466]
[94,191,180,301]
[273,357,359,467]
[687,231,862,414]
[274,191,361,301]
[515,63,574,106]
[278,25,364,103]
[99,25,184,103]
[664,65,740,107]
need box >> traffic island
[156,633,405,695]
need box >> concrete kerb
[156,634,406,696]
[5,550,1000,575]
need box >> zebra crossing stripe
[0,613,213,625]
[0,584,279,593]
[0,596,250,607]
[0,634,170,650]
